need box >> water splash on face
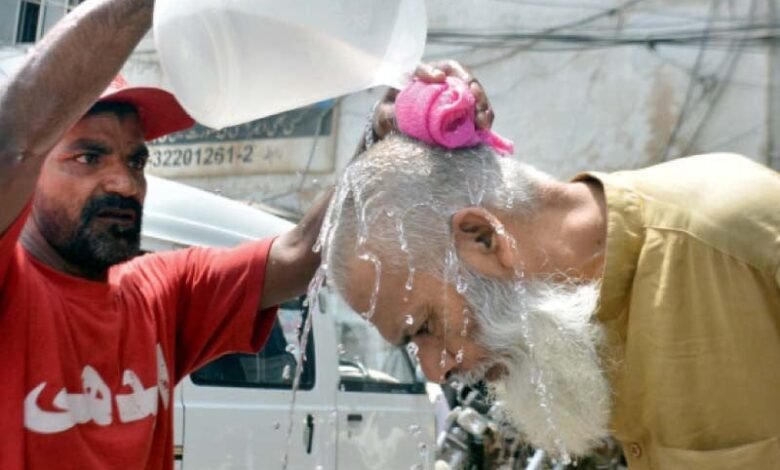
[460,313,470,338]
[455,273,468,294]
[405,314,414,325]
[405,267,416,291]
[396,216,417,293]
[357,252,382,320]
[455,348,464,364]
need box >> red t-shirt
[0,206,277,469]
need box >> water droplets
[357,252,382,320]
[455,274,468,294]
[460,315,470,338]
[405,267,416,291]
[405,314,414,325]
[396,217,409,253]
[455,348,464,364]
[282,266,325,470]
[439,350,447,369]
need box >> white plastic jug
[153,0,427,129]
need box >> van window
[332,295,425,394]
[191,298,315,390]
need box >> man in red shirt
[0,0,328,468]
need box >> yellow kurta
[583,154,780,469]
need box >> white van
[141,176,437,469]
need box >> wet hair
[322,134,548,291]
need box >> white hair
[454,270,611,457]
[322,134,546,290]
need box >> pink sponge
[395,77,514,155]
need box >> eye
[75,153,100,165]
[128,154,148,170]
[415,318,432,337]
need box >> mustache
[81,194,143,225]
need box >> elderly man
[321,133,780,468]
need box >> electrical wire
[658,0,720,162]
[678,0,759,157]
[464,0,647,69]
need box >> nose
[417,341,457,384]
[102,159,142,198]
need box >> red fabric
[98,75,195,141]
[395,76,515,155]
[0,207,277,469]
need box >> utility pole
[768,0,780,169]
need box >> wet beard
[36,194,143,276]
[454,272,611,457]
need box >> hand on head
[370,60,495,143]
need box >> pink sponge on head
[395,77,514,155]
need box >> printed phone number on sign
[149,144,255,169]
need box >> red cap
[96,75,195,141]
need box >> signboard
[147,103,336,178]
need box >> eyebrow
[393,305,434,347]
[66,139,113,155]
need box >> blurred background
[1,0,778,219]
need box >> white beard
[454,273,611,457]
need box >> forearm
[260,188,333,309]
[0,0,153,165]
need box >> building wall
[0,1,19,44]
[0,0,775,216]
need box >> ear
[451,208,517,279]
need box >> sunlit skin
[345,261,493,383]
[342,179,608,384]
[20,111,149,280]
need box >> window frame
[14,0,86,44]
[338,350,427,395]
[190,300,317,391]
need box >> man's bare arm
[0,0,154,233]
[259,189,332,309]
